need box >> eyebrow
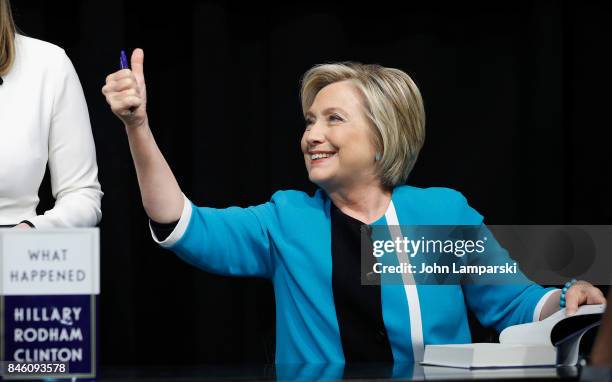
[305,107,348,118]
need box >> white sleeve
[28,51,103,228]
[149,194,193,247]
[532,288,561,322]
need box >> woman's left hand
[565,280,607,315]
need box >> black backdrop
[9,0,612,365]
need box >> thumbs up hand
[102,48,148,129]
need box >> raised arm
[101,49,276,278]
[102,49,182,223]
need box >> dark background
[9,0,612,366]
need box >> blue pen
[120,50,129,70]
[119,50,135,113]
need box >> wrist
[124,116,149,131]
[560,278,578,308]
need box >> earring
[375,152,381,161]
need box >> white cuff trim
[533,288,561,322]
[149,194,193,248]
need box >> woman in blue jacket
[102,49,606,364]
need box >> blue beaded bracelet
[560,278,577,308]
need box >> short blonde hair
[300,62,425,187]
[0,0,16,77]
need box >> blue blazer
[160,185,555,364]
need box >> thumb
[131,48,145,86]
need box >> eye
[329,113,344,122]
[304,118,314,129]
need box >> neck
[326,182,392,224]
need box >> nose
[306,120,326,147]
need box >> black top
[330,203,394,362]
[150,219,179,240]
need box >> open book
[422,304,605,369]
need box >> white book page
[499,304,605,346]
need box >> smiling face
[301,80,380,192]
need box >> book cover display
[0,229,99,380]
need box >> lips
[311,153,335,160]
[309,151,337,164]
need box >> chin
[308,171,333,186]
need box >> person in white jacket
[0,0,102,228]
